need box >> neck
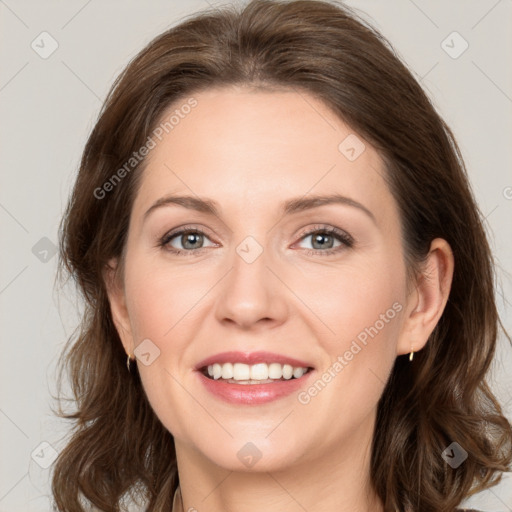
[173,410,384,512]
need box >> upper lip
[195,351,314,370]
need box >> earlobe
[103,257,134,355]
[397,238,454,356]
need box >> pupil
[183,232,202,249]
[312,232,333,250]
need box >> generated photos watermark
[297,301,403,405]
[94,97,198,200]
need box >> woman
[51,0,512,510]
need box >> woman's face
[108,85,418,472]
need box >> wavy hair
[51,1,512,510]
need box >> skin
[104,85,454,512]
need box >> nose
[214,240,289,330]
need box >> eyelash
[157,224,354,257]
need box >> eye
[295,225,354,255]
[158,226,217,256]
[157,224,354,257]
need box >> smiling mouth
[200,362,314,384]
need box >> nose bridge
[215,232,286,327]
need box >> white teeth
[268,363,282,379]
[292,367,305,379]
[250,363,268,380]
[233,363,251,380]
[282,364,293,380]
[205,362,310,382]
[212,363,222,380]
[221,362,233,379]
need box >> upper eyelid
[163,224,345,237]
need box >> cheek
[291,255,404,348]
[305,257,404,415]
[122,258,208,437]
[123,256,207,342]
[296,254,405,410]
[335,273,402,351]
[298,282,403,440]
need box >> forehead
[131,86,396,225]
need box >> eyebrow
[143,193,376,225]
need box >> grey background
[0,0,511,510]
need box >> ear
[103,257,134,357]
[396,238,454,356]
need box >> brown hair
[52,0,512,510]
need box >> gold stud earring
[126,353,134,372]
[409,346,414,362]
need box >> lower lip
[196,370,315,405]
